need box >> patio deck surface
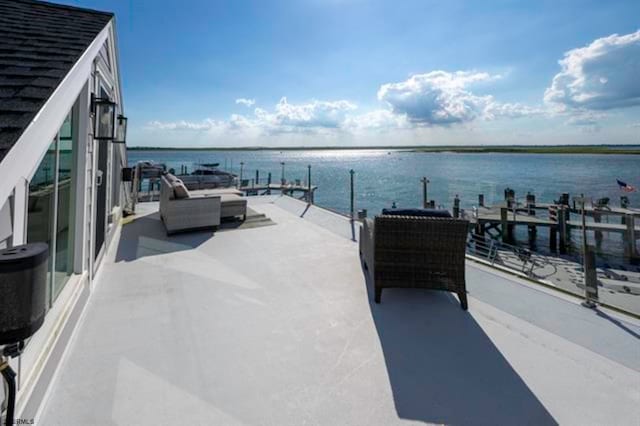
[38,196,640,425]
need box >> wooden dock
[239,182,318,201]
[461,187,640,259]
[475,209,640,233]
[471,202,639,259]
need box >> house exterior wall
[0,19,128,421]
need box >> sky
[62,0,640,147]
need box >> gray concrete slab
[38,198,640,425]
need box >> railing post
[280,162,285,185]
[453,194,460,218]
[593,211,603,246]
[239,162,244,188]
[582,245,598,308]
[478,194,484,207]
[267,172,272,195]
[421,177,429,208]
[624,214,637,260]
[350,169,355,220]
[307,165,312,204]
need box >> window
[27,140,57,301]
[54,113,75,299]
[27,111,77,305]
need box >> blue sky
[63,0,640,147]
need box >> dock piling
[500,208,508,243]
[549,225,557,252]
[478,194,484,207]
[504,188,515,208]
[526,192,536,216]
[558,206,568,254]
[453,195,460,218]
[267,173,272,195]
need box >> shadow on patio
[362,268,557,425]
[115,211,214,262]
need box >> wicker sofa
[188,188,247,221]
[359,213,470,310]
[166,174,248,221]
[160,175,221,234]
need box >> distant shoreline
[127,145,640,155]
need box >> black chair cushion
[381,208,452,218]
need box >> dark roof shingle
[0,0,113,161]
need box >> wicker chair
[360,215,470,310]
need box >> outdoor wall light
[91,94,116,140]
[113,115,128,144]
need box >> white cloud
[235,98,256,107]
[377,71,495,125]
[147,71,547,143]
[147,97,357,136]
[146,119,224,131]
[377,71,541,125]
[343,109,408,131]
[484,102,544,120]
[544,30,640,111]
[268,97,357,130]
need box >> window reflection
[27,140,57,301]
[27,111,76,306]
[54,113,75,300]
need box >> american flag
[617,179,636,193]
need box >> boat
[181,162,237,188]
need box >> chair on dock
[594,197,611,210]
[359,209,470,310]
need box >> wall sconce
[91,94,116,140]
[113,115,128,144]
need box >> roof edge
[18,0,114,18]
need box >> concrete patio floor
[38,196,640,425]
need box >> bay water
[128,149,640,262]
